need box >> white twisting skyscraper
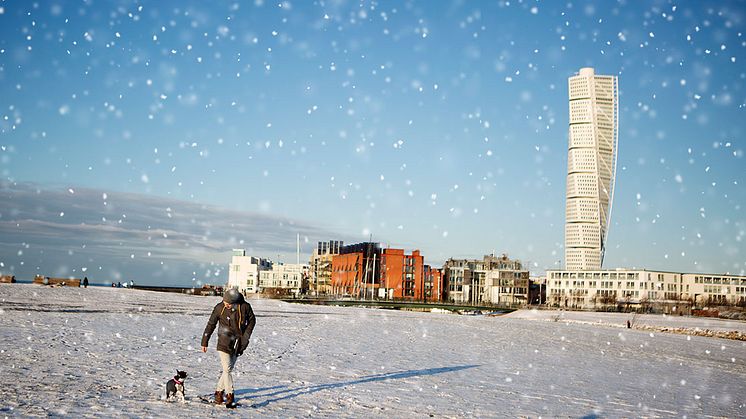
[565,67,619,270]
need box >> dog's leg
[165,383,175,402]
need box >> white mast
[371,252,377,301]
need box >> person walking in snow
[201,288,256,408]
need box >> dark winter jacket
[201,296,256,356]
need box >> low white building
[444,262,468,303]
[309,240,343,295]
[482,270,530,306]
[227,249,272,294]
[259,263,310,296]
[445,254,529,305]
[685,273,746,305]
[546,269,746,309]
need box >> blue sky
[0,0,744,285]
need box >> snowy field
[1,284,745,418]
[506,309,746,334]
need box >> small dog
[165,370,188,401]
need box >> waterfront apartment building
[379,248,424,300]
[547,269,746,309]
[565,67,619,271]
[482,269,531,306]
[443,254,529,305]
[424,265,444,303]
[331,242,380,298]
[330,242,428,301]
[684,273,746,306]
[442,258,472,303]
[309,240,343,295]
[227,249,272,293]
[258,263,309,297]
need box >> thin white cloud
[0,182,354,286]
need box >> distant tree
[687,296,697,311]
[599,293,616,308]
[639,297,651,313]
[736,297,746,308]
[623,295,632,313]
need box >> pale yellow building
[547,269,746,309]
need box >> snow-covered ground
[1,284,744,418]
[507,308,746,334]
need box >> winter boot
[225,393,237,409]
[214,390,224,404]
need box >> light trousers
[216,351,238,393]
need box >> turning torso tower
[565,67,619,270]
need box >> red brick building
[330,252,362,297]
[424,265,444,302]
[331,242,380,298]
[331,243,432,301]
[380,248,424,300]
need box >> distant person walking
[201,288,256,408]
[83,277,89,288]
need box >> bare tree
[639,297,651,314]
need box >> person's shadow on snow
[239,365,478,408]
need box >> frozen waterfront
[1,284,744,418]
